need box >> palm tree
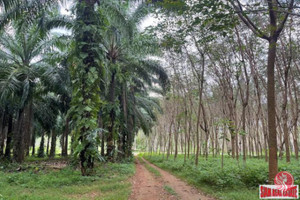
[0,22,69,162]
[35,0,106,173]
[34,94,61,157]
[98,1,169,160]
[68,0,105,176]
[11,0,169,169]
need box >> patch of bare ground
[140,157,216,200]
[129,158,177,200]
[42,160,68,170]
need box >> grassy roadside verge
[0,158,135,200]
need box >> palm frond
[0,0,59,29]
[130,3,150,25]
[40,15,74,32]
[0,0,18,11]
[101,0,135,40]
[139,59,170,91]
[133,106,152,136]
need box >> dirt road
[129,157,215,200]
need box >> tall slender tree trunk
[166,120,173,160]
[230,130,235,158]
[195,97,201,165]
[293,125,298,160]
[215,127,219,156]
[221,126,226,169]
[61,133,65,156]
[283,105,290,163]
[211,130,215,157]
[289,77,299,160]
[101,133,105,156]
[31,132,35,156]
[0,111,5,157]
[174,122,179,160]
[62,118,69,157]
[242,106,247,162]
[267,38,278,182]
[46,134,50,156]
[184,103,188,163]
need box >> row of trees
[144,0,300,182]
[0,0,168,175]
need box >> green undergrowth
[0,157,135,200]
[141,153,300,200]
[164,185,177,196]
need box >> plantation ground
[0,158,134,200]
[142,154,300,200]
[1,155,299,200]
[130,157,214,200]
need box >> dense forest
[0,0,299,200]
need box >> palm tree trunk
[24,100,33,157]
[106,71,116,161]
[31,132,35,156]
[127,115,134,157]
[46,134,50,156]
[50,129,56,158]
[101,133,105,156]
[73,0,102,175]
[99,116,105,157]
[62,118,69,157]
[38,132,45,158]
[0,111,5,157]
[4,114,13,160]
[13,109,25,163]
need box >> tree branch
[230,0,270,40]
[275,0,295,37]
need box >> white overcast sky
[58,1,158,31]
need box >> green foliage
[68,0,106,173]
[0,0,59,29]
[164,185,177,196]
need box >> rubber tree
[229,0,295,183]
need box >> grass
[137,156,161,177]
[163,185,177,196]
[141,153,300,200]
[0,158,135,200]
